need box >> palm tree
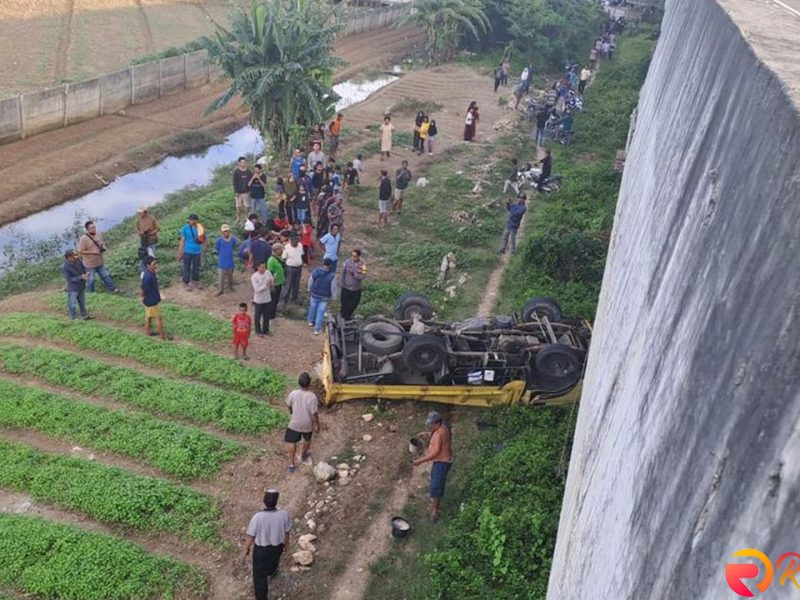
[398,0,490,64]
[203,0,343,157]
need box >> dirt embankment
[0,24,423,227]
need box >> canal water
[0,74,398,273]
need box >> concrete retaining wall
[0,96,21,144]
[21,87,65,137]
[65,78,101,124]
[99,69,132,115]
[548,0,800,598]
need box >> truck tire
[534,343,582,385]
[393,293,434,321]
[522,297,562,322]
[361,321,405,355]
[402,335,446,374]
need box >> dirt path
[0,24,423,227]
[53,0,76,82]
[133,0,157,55]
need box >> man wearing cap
[243,489,291,600]
[215,224,237,296]
[500,194,527,255]
[412,412,453,522]
[61,250,91,320]
[178,214,206,291]
[135,207,159,272]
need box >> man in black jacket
[61,250,92,320]
[233,156,252,225]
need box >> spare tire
[522,297,562,322]
[402,335,446,374]
[361,321,405,355]
[394,293,434,321]
[534,343,582,385]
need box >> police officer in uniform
[243,489,291,600]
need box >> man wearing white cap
[412,411,453,522]
[244,489,291,600]
[135,207,159,272]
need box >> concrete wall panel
[66,77,101,124]
[99,68,131,114]
[132,62,160,104]
[184,50,208,89]
[160,56,185,96]
[0,96,21,143]
[548,0,800,598]
[21,87,65,136]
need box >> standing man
[503,158,520,194]
[135,206,159,272]
[249,164,268,223]
[267,243,285,322]
[377,170,392,230]
[284,372,320,472]
[537,149,553,192]
[500,194,527,255]
[412,412,453,523]
[243,489,291,600]
[248,230,272,273]
[177,213,206,291]
[327,194,344,231]
[233,157,252,225]
[289,148,306,185]
[215,224,237,296]
[329,113,343,159]
[579,66,591,94]
[392,160,412,215]
[140,256,164,339]
[319,224,342,272]
[61,250,91,320]
[281,233,303,305]
[340,249,366,320]
[307,258,336,335]
[77,221,121,294]
[535,106,550,147]
[307,142,326,172]
[251,262,274,336]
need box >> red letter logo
[726,549,774,597]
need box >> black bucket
[391,516,411,539]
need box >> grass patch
[0,344,286,435]
[0,314,288,397]
[389,97,444,115]
[0,514,206,599]
[0,378,242,480]
[0,439,222,542]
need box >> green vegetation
[398,0,490,65]
[48,292,230,343]
[499,35,653,319]
[0,313,287,397]
[0,439,221,542]
[203,0,343,156]
[130,39,205,65]
[0,514,206,600]
[0,344,286,435]
[350,141,513,321]
[0,378,242,479]
[426,407,576,597]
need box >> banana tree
[398,0,490,64]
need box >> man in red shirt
[232,302,252,360]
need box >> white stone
[361,413,374,422]
[337,469,350,479]
[336,463,350,471]
[292,550,314,566]
[307,519,317,530]
[313,462,336,482]
[362,434,373,442]
[298,534,318,552]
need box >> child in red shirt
[300,220,314,266]
[232,302,252,360]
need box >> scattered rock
[315,501,325,510]
[362,434,373,442]
[290,566,300,573]
[338,478,350,487]
[317,523,327,534]
[313,462,336,482]
[352,454,362,461]
[361,413,374,422]
[337,469,350,479]
[292,550,314,566]
[336,463,350,471]
[307,519,317,530]
[388,424,398,433]
[298,534,318,552]
[303,511,314,521]
[377,422,384,428]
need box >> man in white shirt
[284,372,320,472]
[307,142,326,169]
[251,262,274,335]
[579,66,591,94]
[281,234,304,304]
[243,489,291,600]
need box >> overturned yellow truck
[322,293,590,408]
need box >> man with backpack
[177,213,206,291]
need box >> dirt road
[0,24,423,227]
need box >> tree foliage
[398,0,490,64]
[480,0,602,68]
[203,0,343,157]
